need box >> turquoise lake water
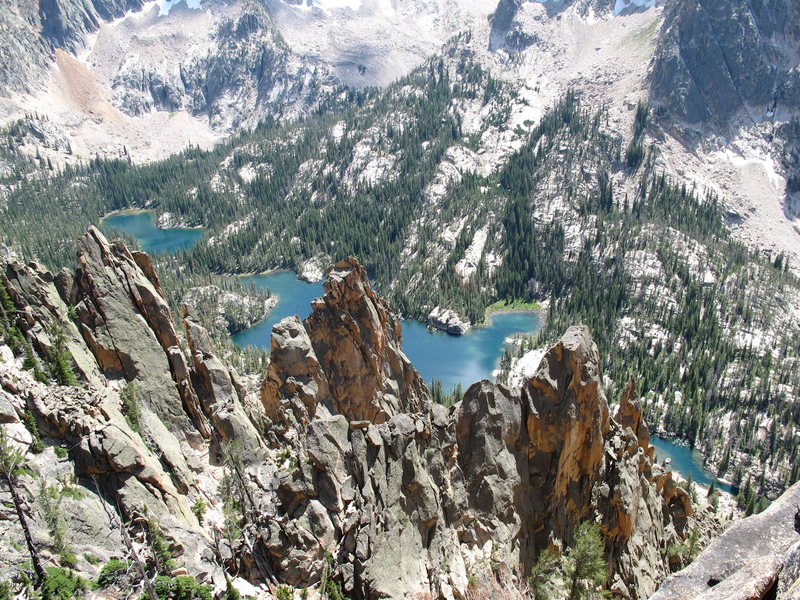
[101,213,542,392]
[650,436,736,494]
[97,212,726,490]
[232,273,541,393]
[101,211,204,255]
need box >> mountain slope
[2,38,799,501]
[647,0,800,267]
[0,235,696,598]
[0,0,145,94]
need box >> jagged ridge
[0,236,696,598]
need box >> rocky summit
[0,232,724,598]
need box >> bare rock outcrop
[0,231,267,590]
[260,405,468,598]
[427,306,471,335]
[0,351,215,582]
[73,227,197,434]
[262,320,689,599]
[523,326,611,545]
[0,239,699,599]
[616,376,654,459]
[650,481,800,600]
[2,258,102,387]
[262,258,428,425]
[455,327,685,599]
[261,316,331,427]
[183,311,263,457]
[650,0,800,126]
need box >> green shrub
[121,383,143,437]
[224,576,241,600]
[60,550,78,568]
[41,567,89,600]
[151,575,212,600]
[191,498,207,524]
[39,479,75,564]
[23,411,44,453]
[44,321,77,386]
[276,585,294,600]
[54,446,69,459]
[84,553,100,566]
[146,517,176,575]
[97,558,130,587]
[22,340,48,383]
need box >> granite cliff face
[0,236,697,598]
[650,0,800,126]
[0,0,145,94]
[259,264,691,599]
[0,229,267,590]
[261,258,428,427]
[101,1,330,129]
[650,481,800,600]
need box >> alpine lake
[102,210,732,492]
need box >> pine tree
[45,321,77,386]
[529,548,561,600]
[564,522,607,600]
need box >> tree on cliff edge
[564,521,608,600]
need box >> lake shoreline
[479,299,546,330]
[650,433,738,496]
[97,213,547,392]
[100,208,204,231]
[99,207,153,224]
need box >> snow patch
[156,0,202,17]
[291,0,395,16]
[612,0,656,16]
[533,0,655,16]
[238,164,257,184]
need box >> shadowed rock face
[262,257,428,425]
[650,482,800,600]
[650,0,800,126]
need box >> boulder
[268,258,428,424]
[297,255,330,283]
[650,481,800,600]
[427,306,471,336]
